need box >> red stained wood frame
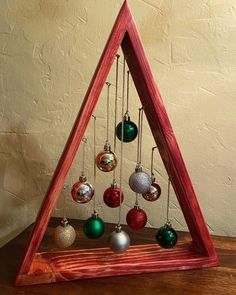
[15,0,218,286]
[16,243,218,286]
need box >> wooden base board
[15,242,218,286]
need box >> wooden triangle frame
[15,1,218,286]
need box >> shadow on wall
[0,123,53,247]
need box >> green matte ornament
[83,212,105,239]
[156,222,177,249]
[116,114,138,143]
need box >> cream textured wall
[1,0,236,248]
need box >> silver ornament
[71,175,94,203]
[108,225,130,254]
[142,177,161,201]
[129,165,151,194]
[53,217,76,248]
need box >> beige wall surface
[1,0,236,248]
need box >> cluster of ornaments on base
[96,142,117,172]
[156,221,178,249]
[71,174,94,203]
[103,179,124,208]
[53,217,76,249]
[116,113,138,143]
[83,211,105,239]
[129,164,152,194]
[142,175,161,202]
[108,224,130,253]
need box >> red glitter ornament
[103,181,124,208]
[126,205,147,230]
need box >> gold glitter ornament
[53,217,76,248]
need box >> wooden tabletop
[1,218,236,295]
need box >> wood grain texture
[1,219,235,294]
[16,243,217,286]
[15,0,217,286]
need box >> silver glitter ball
[129,165,151,194]
[53,218,76,248]
[108,225,130,254]
[71,175,94,204]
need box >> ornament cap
[134,203,140,210]
[92,211,99,219]
[151,174,155,183]
[165,221,172,229]
[135,164,142,173]
[60,217,69,227]
[115,224,122,233]
[104,142,111,151]
[124,112,130,121]
[111,179,117,189]
[79,175,87,182]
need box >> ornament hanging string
[55,184,67,218]
[113,54,120,181]
[81,137,87,176]
[62,193,66,218]
[166,178,171,223]
[126,70,130,115]
[118,55,126,226]
[105,82,111,144]
[151,146,158,178]
[92,115,97,213]
[137,107,144,165]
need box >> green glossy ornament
[83,212,105,239]
[116,114,138,143]
[156,222,177,249]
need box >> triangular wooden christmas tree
[15,0,218,286]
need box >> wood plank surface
[0,218,235,295]
[16,243,217,285]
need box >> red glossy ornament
[126,205,147,230]
[71,175,94,204]
[103,180,124,208]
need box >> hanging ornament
[142,179,161,201]
[53,217,76,249]
[71,138,94,203]
[129,164,151,194]
[96,142,117,172]
[156,222,177,249]
[71,175,94,203]
[142,146,161,201]
[83,115,105,239]
[83,211,105,239]
[156,178,178,248]
[116,114,138,142]
[108,225,130,254]
[126,203,147,230]
[103,179,124,208]
[116,71,138,142]
[109,55,130,254]
[96,82,117,172]
[129,108,151,194]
